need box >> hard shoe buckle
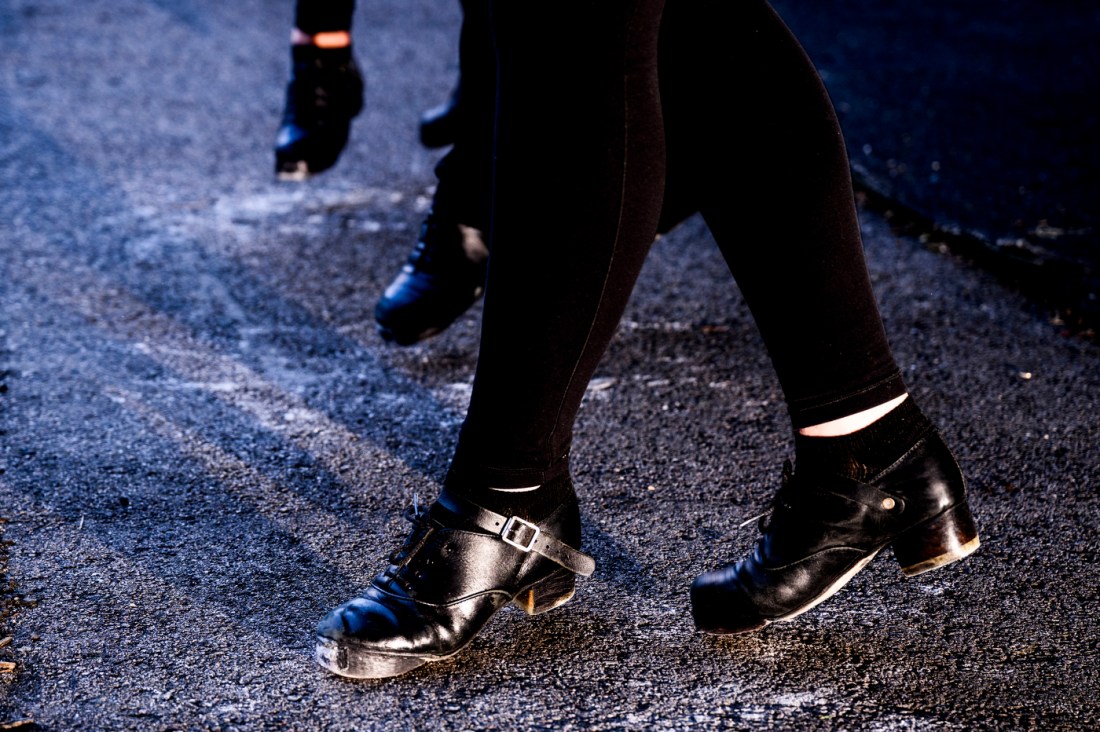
[501,516,540,553]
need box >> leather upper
[692,430,969,629]
[316,490,587,659]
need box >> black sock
[794,397,933,482]
[292,43,354,65]
[443,471,575,523]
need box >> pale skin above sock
[798,393,909,437]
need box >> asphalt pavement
[1,0,1098,730]
[772,0,1100,330]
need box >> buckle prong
[501,516,540,553]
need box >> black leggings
[432,0,496,233]
[294,1,356,35]
[446,0,906,489]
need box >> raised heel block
[513,569,576,616]
[893,502,980,577]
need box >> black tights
[294,1,356,35]
[432,0,496,233]
[447,0,905,489]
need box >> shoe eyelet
[881,497,896,510]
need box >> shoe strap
[432,495,596,578]
[777,471,909,520]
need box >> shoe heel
[893,502,980,577]
[513,569,576,616]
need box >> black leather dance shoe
[418,92,459,149]
[374,212,488,345]
[691,429,980,634]
[275,45,364,180]
[315,488,594,679]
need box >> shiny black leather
[418,94,459,149]
[374,212,488,345]
[275,45,364,179]
[691,428,978,634]
[315,489,588,679]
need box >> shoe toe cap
[316,591,446,656]
[374,273,481,344]
[690,565,769,635]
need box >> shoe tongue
[430,491,482,531]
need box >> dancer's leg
[449,0,668,490]
[374,0,496,344]
[315,0,668,679]
[683,0,904,426]
[275,1,363,178]
[679,0,978,633]
[293,0,356,38]
[429,0,495,233]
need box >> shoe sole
[701,502,981,635]
[776,504,981,625]
[895,501,982,576]
[694,549,885,636]
[900,535,980,576]
[769,548,885,626]
[314,635,438,679]
[377,324,443,347]
[772,530,980,625]
[276,161,312,182]
[314,570,577,679]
